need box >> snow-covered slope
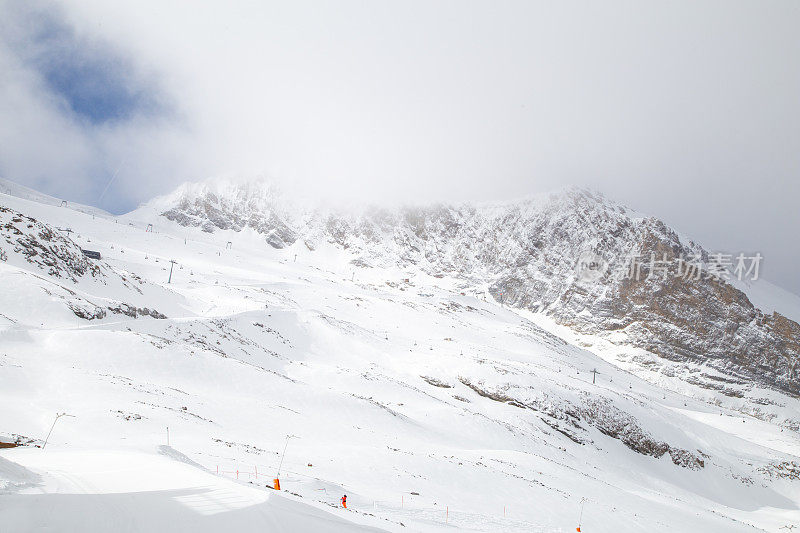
[1,446,384,532]
[142,179,800,397]
[0,177,112,219]
[1,182,799,532]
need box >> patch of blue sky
[11,3,163,125]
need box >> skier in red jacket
[341,494,347,508]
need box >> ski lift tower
[168,260,177,283]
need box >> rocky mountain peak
[148,178,800,396]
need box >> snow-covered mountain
[149,179,800,398]
[2,178,799,532]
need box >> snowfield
[1,183,799,532]
[1,446,385,532]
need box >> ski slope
[0,446,385,532]
[1,189,799,532]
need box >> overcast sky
[0,0,798,294]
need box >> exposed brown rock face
[518,219,800,397]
